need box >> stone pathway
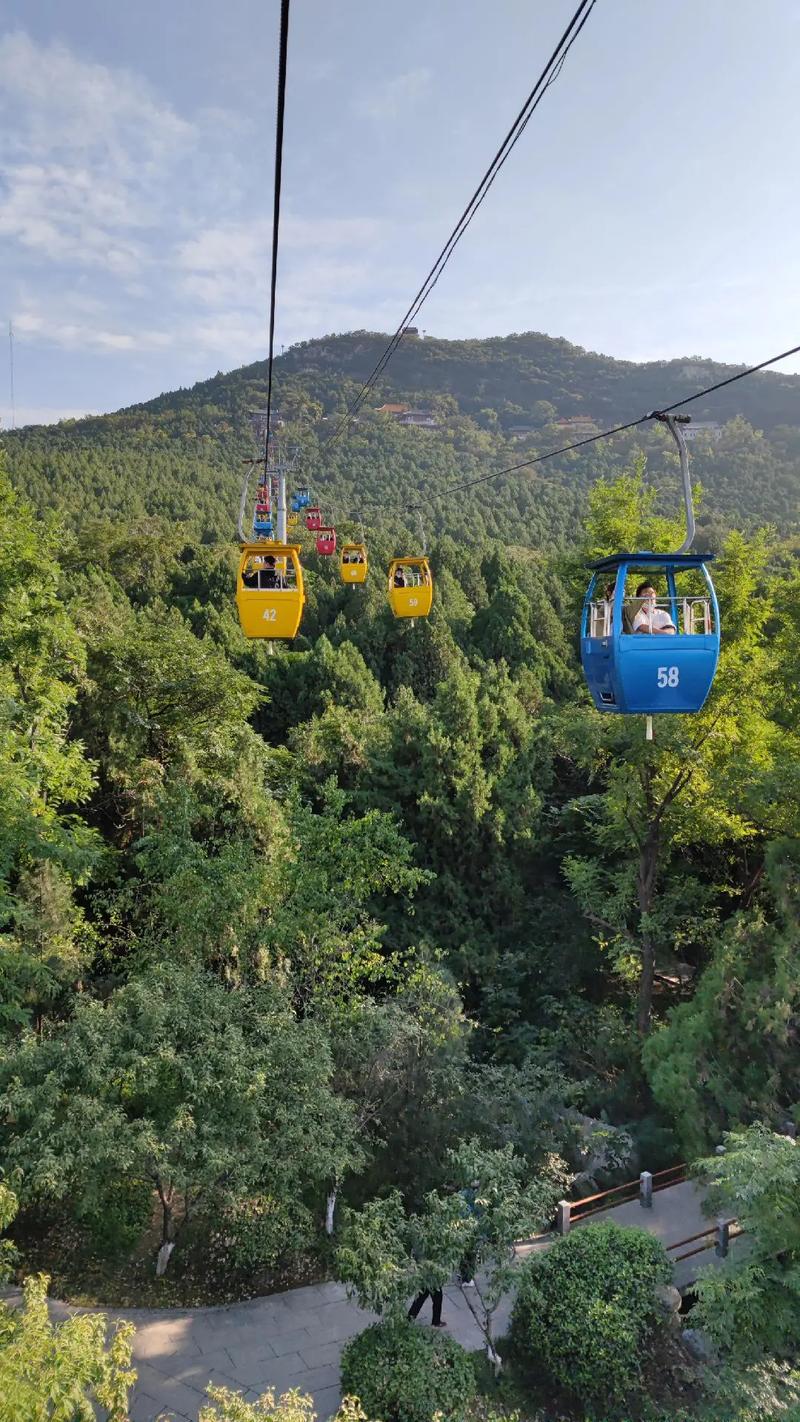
[8,1180,724,1421]
[37,1277,502,1422]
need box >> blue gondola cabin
[581,552,720,715]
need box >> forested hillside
[5,331,800,548]
[2,333,800,1419]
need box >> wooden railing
[652,1163,688,1193]
[570,1178,640,1222]
[569,1163,688,1224]
[668,1219,742,1263]
[515,1168,747,1272]
[516,1164,693,1245]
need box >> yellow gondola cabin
[236,542,305,639]
[340,542,368,584]
[387,556,433,618]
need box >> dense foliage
[340,1320,475,1422]
[691,1126,800,1362]
[0,327,799,1414]
[511,1223,672,1414]
[0,1273,135,1422]
[200,1391,372,1422]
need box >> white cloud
[0,31,419,372]
[0,163,146,274]
[353,67,432,122]
[14,306,172,354]
[176,214,387,297]
[0,30,193,273]
[0,31,191,169]
[173,214,391,351]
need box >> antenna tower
[8,321,16,430]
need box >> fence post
[556,1200,571,1236]
[639,1171,653,1209]
[715,1218,730,1258]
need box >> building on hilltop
[555,415,600,437]
[249,410,284,438]
[397,409,438,428]
[375,403,411,416]
[683,421,722,441]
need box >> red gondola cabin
[316,526,337,555]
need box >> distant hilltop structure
[397,409,438,428]
[375,402,438,428]
[683,421,722,441]
[249,410,285,440]
[555,414,601,437]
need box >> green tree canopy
[0,964,357,1259]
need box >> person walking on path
[406,1211,451,1327]
[407,1286,446,1326]
[458,1181,484,1286]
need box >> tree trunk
[485,1309,502,1372]
[325,1186,337,1236]
[637,932,656,1036]
[155,1241,175,1276]
[636,824,660,1036]
[155,1188,176,1275]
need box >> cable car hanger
[649,411,694,554]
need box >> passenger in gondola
[632,582,676,635]
[259,555,279,589]
[242,560,258,588]
[393,567,406,588]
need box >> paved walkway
[586,1179,718,1289]
[27,1278,502,1422]
[10,1181,724,1421]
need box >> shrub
[200,1389,372,1422]
[78,1177,154,1259]
[214,1195,313,1273]
[0,1272,135,1420]
[511,1222,671,1415]
[341,1319,475,1422]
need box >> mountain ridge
[4,329,799,546]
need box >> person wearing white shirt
[632,582,676,635]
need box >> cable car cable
[653,340,800,416]
[320,0,599,452]
[324,0,596,444]
[263,0,291,465]
[398,339,800,508]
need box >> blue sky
[2,0,799,426]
